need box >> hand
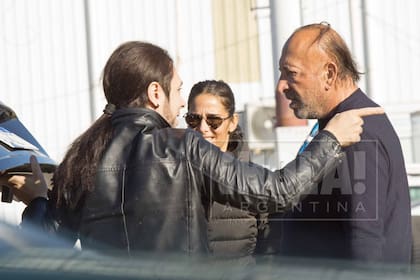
[0,155,48,205]
[324,107,385,147]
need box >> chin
[204,138,215,144]
[294,108,315,119]
[293,110,306,119]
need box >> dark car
[0,220,420,280]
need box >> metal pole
[360,0,372,97]
[269,0,305,126]
[83,0,96,122]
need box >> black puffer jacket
[207,200,268,265]
[207,143,268,262]
[23,108,344,255]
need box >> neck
[324,81,358,114]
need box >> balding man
[269,23,412,263]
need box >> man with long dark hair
[2,41,382,255]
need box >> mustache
[285,91,299,102]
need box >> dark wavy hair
[53,41,174,208]
[187,80,244,154]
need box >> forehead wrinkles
[280,36,311,69]
[281,32,328,72]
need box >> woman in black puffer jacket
[186,80,269,264]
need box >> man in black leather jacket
[3,42,383,255]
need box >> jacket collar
[318,88,363,130]
[111,107,171,131]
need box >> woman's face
[188,93,238,152]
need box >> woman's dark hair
[53,41,174,208]
[187,80,243,154]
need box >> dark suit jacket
[278,89,412,263]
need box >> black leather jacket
[23,108,344,255]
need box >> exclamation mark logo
[353,151,366,195]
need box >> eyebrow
[281,61,301,71]
[206,113,223,117]
[190,112,222,116]
[279,64,290,71]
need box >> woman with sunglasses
[186,80,268,264]
[7,42,383,257]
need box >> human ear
[147,82,162,108]
[229,113,239,133]
[325,62,337,90]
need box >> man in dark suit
[272,23,412,263]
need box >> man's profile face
[160,68,185,127]
[277,31,329,119]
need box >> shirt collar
[318,88,363,129]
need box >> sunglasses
[184,113,231,130]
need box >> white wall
[272,0,420,166]
[364,0,420,163]
[0,0,223,160]
[0,0,91,162]
[2,0,420,223]
[2,0,420,162]
[0,0,260,223]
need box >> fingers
[30,155,47,187]
[349,107,385,117]
[324,106,383,147]
[8,175,26,188]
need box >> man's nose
[277,77,289,95]
[180,96,186,108]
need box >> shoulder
[151,128,211,157]
[344,91,397,141]
[152,127,202,146]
